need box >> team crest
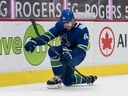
[61,34,71,47]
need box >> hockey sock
[73,74,87,84]
[51,59,63,76]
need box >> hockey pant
[48,46,87,86]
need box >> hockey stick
[30,18,96,83]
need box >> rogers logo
[99,26,115,57]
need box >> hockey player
[24,9,97,89]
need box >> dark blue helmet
[60,9,74,23]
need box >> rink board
[0,20,128,86]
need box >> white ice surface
[0,75,128,96]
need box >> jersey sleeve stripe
[65,51,72,60]
[77,44,88,52]
[44,32,55,40]
[42,34,51,41]
[48,31,56,39]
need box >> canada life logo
[99,26,115,57]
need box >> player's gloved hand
[24,38,37,53]
[61,51,72,64]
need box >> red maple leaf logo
[101,32,112,50]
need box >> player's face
[63,21,74,30]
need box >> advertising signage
[0,0,128,19]
[0,0,10,18]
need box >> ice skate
[47,76,62,89]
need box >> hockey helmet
[60,9,74,23]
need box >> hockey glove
[61,51,72,64]
[24,38,37,53]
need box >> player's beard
[64,21,75,30]
[65,25,73,30]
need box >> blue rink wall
[0,20,128,86]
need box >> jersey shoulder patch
[78,24,86,30]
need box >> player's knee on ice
[62,77,74,86]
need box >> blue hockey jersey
[35,21,89,54]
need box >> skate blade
[47,84,62,89]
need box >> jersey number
[84,33,89,40]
